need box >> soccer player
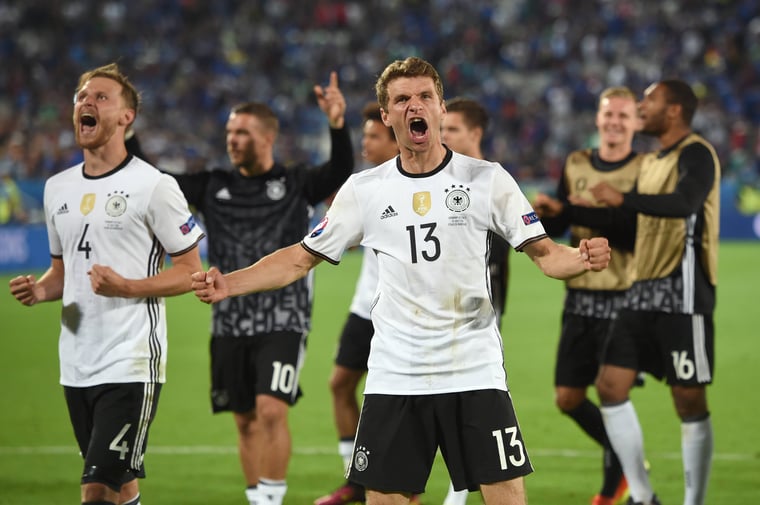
[590,80,720,505]
[191,56,611,505]
[439,96,509,505]
[170,72,353,505]
[315,102,405,505]
[532,86,642,505]
[8,63,204,505]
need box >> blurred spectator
[0,132,25,180]
[0,132,28,224]
[1,0,759,188]
[0,174,27,224]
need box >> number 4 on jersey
[78,223,92,259]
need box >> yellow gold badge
[412,191,431,216]
[80,193,96,215]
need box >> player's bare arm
[88,246,202,298]
[523,236,610,279]
[192,243,322,304]
[314,71,346,129]
[8,257,65,306]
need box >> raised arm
[192,243,323,304]
[522,236,610,280]
[314,71,346,129]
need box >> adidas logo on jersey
[56,203,69,215]
[380,205,398,219]
[215,187,232,200]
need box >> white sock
[442,480,468,505]
[339,439,355,472]
[258,479,287,505]
[682,416,712,505]
[601,401,653,504]
[245,486,259,505]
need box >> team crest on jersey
[353,445,369,472]
[266,178,286,201]
[105,191,128,217]
[309,216,328,238]
[412,191,431,216]
[444,184,470,212]
[80,193,96,215]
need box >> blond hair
[76,63,140,115]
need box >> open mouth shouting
[409,117,429,144]
[80,113,97,135]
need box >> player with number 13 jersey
[303,148,547,395]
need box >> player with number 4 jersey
[9,64,203,505]
[43,158,203,386]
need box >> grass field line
[0,445,753,461]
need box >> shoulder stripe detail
[300,241,339,265]
[168,234,205,257]
[514,234,548,252]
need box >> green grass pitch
[0,241,758,504]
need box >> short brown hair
[445,97,488,132]
[375,57,444,111]
[231,102,280,135]
[76,63,140,115]
[362,101,395,141]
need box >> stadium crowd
[1,0,759,186]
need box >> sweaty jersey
[44,155,204,387]
[302,149,547,395]
[622,133,720,314]
[174,127,353,338]
[542,149,641,318]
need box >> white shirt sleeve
[489,165,546,250]
[146,174,205,254]
[302,176,363,264]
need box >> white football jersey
[44,156,204,387]
[303,150,546,394]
